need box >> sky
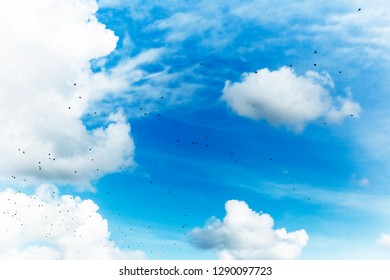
[2,0,390,259]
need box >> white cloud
[147,13,213,42]
[0,0,154,188]
[0,185,145,259]
[377,234,390,249]
[221,67,361,131]
[189,200,308,260]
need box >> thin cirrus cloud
[0,0,162,188]
[0,184,145,259]
[221,67,361,131]
[189,200,308,260]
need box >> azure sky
[1,0,390,259]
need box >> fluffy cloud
[0,185,145,259]
[221,67,361,131]
[0,0,148,188]
[189,200,308,259]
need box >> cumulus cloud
[0,185,145,259]
[189,200,308,259]
[221,67,361,131]
[0,0,156,188]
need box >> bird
[314,63,317,66]
[200,62,204,66]
[314,50,317,54]
[289,64,293,67]
[358,8,361,11]
[160,96,164,99]
[339,71,342,73]
[73,83,76,86]
[254,70,258,73]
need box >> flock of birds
[1,7,364,259]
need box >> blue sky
[1,0,390,259]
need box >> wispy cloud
[246,182,390,215]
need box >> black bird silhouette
[339,71,342,73]
[314,63,317,66]
[358,8,361,11]
[289,64,293,67]
[73,83,76,86]
[314,50,317,54]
